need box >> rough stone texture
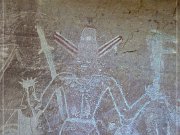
[0,0,179,135]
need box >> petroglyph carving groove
[1,27,178,135]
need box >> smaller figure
[18,77,46,135]
[142,30,177,135]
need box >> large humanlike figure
[35,26,158,135]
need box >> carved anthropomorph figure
[35,26,158,135]
[143,30,178,135]
[18,78,45,135]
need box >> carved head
[54,27,122,76]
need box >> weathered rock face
[0,0,179,135]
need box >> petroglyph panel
[0,0,178,135]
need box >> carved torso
[59,74,114,120]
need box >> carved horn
[98,35,123,57]
[54,32,78,55]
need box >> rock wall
[0,0,179,135]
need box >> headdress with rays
[19,77,37,91]
[54,27,123,72]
